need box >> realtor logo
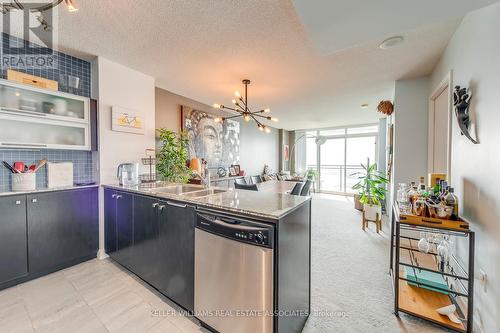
[1,1,59,70]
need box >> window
[295,124,379,195]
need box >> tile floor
[0,195,450,333]
[0,258,208,333]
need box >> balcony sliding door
[295,125,378,195]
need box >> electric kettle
[117,163,139,186]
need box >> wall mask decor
[453,86,478,144]
[181,106,240,168]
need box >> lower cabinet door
[27,188,98,274]
[113,191,134,269]
[157,201,195,312]
[0,195,28,285]
[104,189,117,254]
[131,195,159,282]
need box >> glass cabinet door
[0,83,86,122]
[0,114,88,150]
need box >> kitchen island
[103,181,311,333]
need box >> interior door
[431,85,450,174]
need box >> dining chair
[234,178,247,185]
[290,182,304,195]
[234,183,259,191]
[250,175,263,184]
[300,180,313,196]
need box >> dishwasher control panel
[196,213,274,248]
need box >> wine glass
[418,232,430,253]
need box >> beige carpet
[301,194,451,333]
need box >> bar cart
[389,204,475,332]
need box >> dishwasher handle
[196,213,274,248]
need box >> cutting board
[47,162,73,188]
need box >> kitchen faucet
[193,170,211,188]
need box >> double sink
[151,184,226,198]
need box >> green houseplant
[305,168,317,181]
[156,128,192,183]
[351,158,389,218]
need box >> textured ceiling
[292,0,499,55]
[6,1,496,130]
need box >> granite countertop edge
[0,184,100,197]
[102,184,310,220]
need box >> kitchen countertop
[0,184,99,197]
[103,180,310,220]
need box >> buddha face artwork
[182,106,240,168]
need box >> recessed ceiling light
[379,36,404,50]
[361,103,369,109]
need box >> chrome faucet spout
[193,170,211,188]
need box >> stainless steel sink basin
[154,184,204,195]
[180,188,227,198]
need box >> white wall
[392,78,429,194]
[96,57,155,256]
[430,4,500,332]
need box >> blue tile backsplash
[1,33,91,97]
[0,33,94,192]
[0,150,94,192]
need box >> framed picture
[181,105,240,168]
[229,166,237,176]
[231,164,241,176]
[111,106,145,135]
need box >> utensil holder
[12,173,36,192]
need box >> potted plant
[351,158,389,219]
[353,192,364,211]
[305,168,317,181]
[156,128,192,183]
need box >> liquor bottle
[439,185,450,202]
[445,188,459,219]
[418,176,425,190]
[408,183,419,205]
[440,181,448,198]
[433,178,442,195]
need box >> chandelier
[1,0,78,30]
[213,79,278,133]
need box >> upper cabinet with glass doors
[0,79,90,150]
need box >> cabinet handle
[111,194,117,198]
[166,201,187,208]
[32,198,37,203]
[116,195,123,199]
[15,200,21,205]
[152,203,159,209]
[158,205,166,212]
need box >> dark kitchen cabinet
[130,195,159,282]
[27,188,98,274]
[104,189,195,312]
[156,200,195,311]
[104,189,134,269]
[0,195,28,285]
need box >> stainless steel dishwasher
[195,212,274,333]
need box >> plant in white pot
[351,158,389,221]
